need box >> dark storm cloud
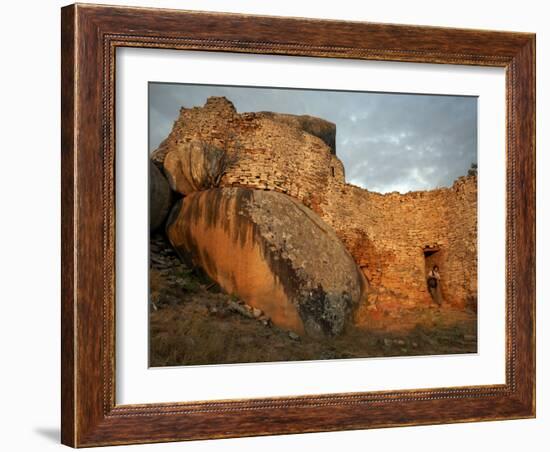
[149,83,477,194]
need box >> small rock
[288,331,300,341]
[383,338,393,347]
[165,295,179,306]
[412,342,418,348]
[227,300,255,319]
[150,255,166,265]
[395,339,406,346]
[252,308,262,318]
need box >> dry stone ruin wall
[152,96,343,211]
[319,176,477,315]
[153,96,478,326]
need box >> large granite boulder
[163,140,227,195]
[149,162,172,232]
[167,187,367,337]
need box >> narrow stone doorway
[424,246,443,305]
[423,246,441,273]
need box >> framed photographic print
[61,3,535,447]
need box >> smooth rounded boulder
[163,140,227,196]
[149,162,172,232]
[167,187,367,337]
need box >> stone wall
[152,96,342,212]
[319,176,477,314]
[153,97,477,317]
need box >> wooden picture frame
[61,3,535,447]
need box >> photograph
[148,83,479,367]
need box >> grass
[149,234,477,367]
[150,288,477,366]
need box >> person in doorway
[427,265,443,306]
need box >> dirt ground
[149,233,477,367]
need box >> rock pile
[149,234,196,309]
[150,234,274,327]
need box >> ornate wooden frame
[61,3,536,447]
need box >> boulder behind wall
[258,111,336,154]
[149,162,172,232]
[167,187,367,337]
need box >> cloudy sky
[149,83,477,194]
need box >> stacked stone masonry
[153,97,477,318]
